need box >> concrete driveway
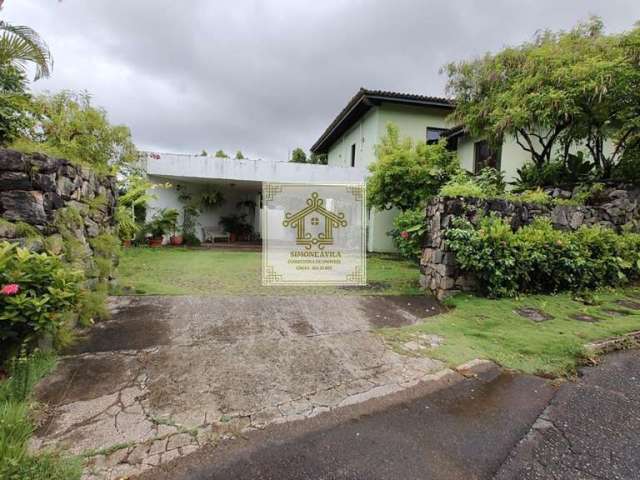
[32,295,446,480]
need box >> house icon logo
[282,192,348,249]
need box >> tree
[367,123,459,211]
[308,152,328,165]
[290,147,307,163]
[214,149,229,158]
[16,90,137,173]
[0,20,53,80]
[0,64,33,145]
[445,17,640,178]
[199,149,208,156]
[234,150,245,159]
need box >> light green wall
[376,104,450,145]
[457,134,528,184]
[458,133,616,186]
[327,108,380,169]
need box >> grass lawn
[379,287,640,377]
[117,247,422,296]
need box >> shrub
[440,168,506,199]
[367,123,459,211]
[446,216,640,297]
[389,208,427,262]
[0,242,82,351]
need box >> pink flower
[1,284,20,296]
[400,231,410,239]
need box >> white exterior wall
[146,177,261,242]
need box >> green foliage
[0,20,52,81]
[506,188,554,205]
[309,152,328,165]
[0,351,81,480]
[13,91,137,174]
[614,145,640,185]
[446,216,640,297]
[446,17,640,175]
[52,207,88,269]
[199,188,225,209]
[218,214,253,237]
[0,242,82,350]
[389,208,427,262]
[0,65,34,146]
[144,208,179,239]
[234,150,245,160]
[440,168,506,199]
[77,282,109,326]
[368,123,459,211]
[214,149,228,158]
[116,173,157,241]
[89,232,121,280]
[514,153,595,190]
[290,147,307,163]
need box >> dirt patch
[290,319,315,336]
[569,313,600,323]
[64,304,171,354]
[602,309,630,317]
[515,308,554,323]
[362,295,444,328]
[616,300,640,310]
[35,354,138,405]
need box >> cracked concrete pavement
[31,294,446,480]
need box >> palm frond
[0,21,52,80]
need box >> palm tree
[0,20,52,80]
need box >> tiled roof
[310,88,455,154]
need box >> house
[143,88,557,252]
[310,89,455,251]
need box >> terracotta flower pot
[170,235,184,246]
[229,232,238,242]
[148,237,163,247]
[123,239,132,248]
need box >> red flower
[1,284,20,296]
[400,231,410,239]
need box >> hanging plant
[199,189,225,209]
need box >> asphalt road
[138,349,640,480]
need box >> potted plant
[146,208,179,247]
[218,214,253,242]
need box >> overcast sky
[3,1,639,161]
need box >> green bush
[439,168,506,199]
[0,243,82,350]
[389,208,427,262]
[446,216,640,297]
[367,123,459,211]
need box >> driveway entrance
[33,295,445,479]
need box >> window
[350,143,356,167]
[426,127,448,145]
[474,140,501,174]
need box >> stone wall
[421,186,640,299]
[0,148,118,284]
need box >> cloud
[3,0,639,160]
